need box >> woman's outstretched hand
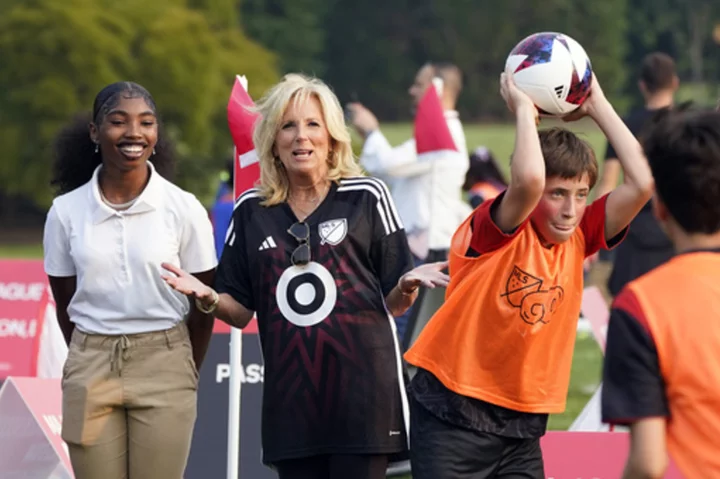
[161,262,215,303]
[399,261,451,293]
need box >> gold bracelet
[195,289,219,314]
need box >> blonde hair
[251,73,363,205]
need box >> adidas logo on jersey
[258,236,277,251]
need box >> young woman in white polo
[43,82,217,479]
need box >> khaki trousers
[61,322,199,479]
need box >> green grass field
[358,119,608,180]
[0,243,43,258]
[1,121,606,479]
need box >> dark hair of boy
[539,128,598,187]
[643,108,720,233]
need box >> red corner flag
[227,75,261,200]
[414,83,457,156]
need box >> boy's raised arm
[493,73,546,233]
[580,78,654,239]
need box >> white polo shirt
[43,163,218,335]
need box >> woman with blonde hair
[162,73,449,479]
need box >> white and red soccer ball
[505,32,593,116]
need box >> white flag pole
[228,75,252,479]
[227,327,243,479]
[227,146,243,479]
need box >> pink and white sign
[542,431,683,478]
[0,260,48,377]
[0,259,67,379]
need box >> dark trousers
[409,398,544,479]
[275,454,389,479]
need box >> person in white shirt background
[43,82,218,479]
[347,62,470,341]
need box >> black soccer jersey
[604,107,674,293]
[215,176,414,464]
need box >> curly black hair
[51,82,176,195]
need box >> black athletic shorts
[274,454,389,479]
[409,397,544,479]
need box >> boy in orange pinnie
[405,73,654,478]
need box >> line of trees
[0,0,278,207]
[0,0,718,209]
[242,0,720,120]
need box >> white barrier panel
[572,286,614,432]
[0,377,73,478]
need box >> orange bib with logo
[405,196,609,413]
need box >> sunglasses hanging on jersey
[287,222,311,266]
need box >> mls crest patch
[318,219,348,246]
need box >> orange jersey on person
[405,194,617,413]
[616,253,720,477]
[469,181,504,203]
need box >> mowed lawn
[2,121,605,478]
[0,243,44,258]
[372,118,608,178]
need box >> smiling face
[273,95,331,179]
[90,95,158,173]
[530,174,591,246]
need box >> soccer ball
[505,32,593,116]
